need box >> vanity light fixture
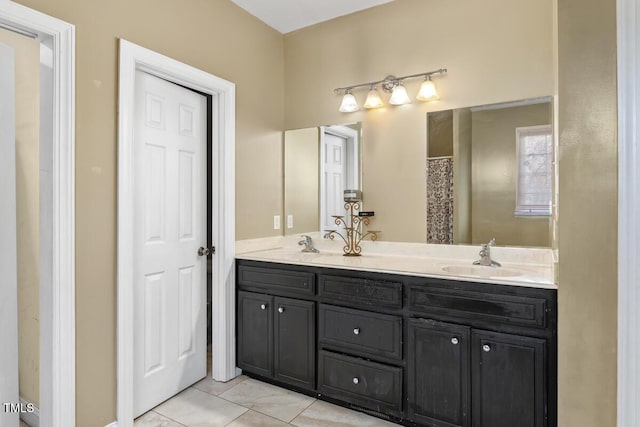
[416,75,440,101]
[338,89,359,112]
[389,83,411,105]
[363,86,384,109]
[335,68,447,112]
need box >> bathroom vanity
[235,246,557,427]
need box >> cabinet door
[237,291,273,377]
[274,296,316,390]
[407,318,470,427]
[472,330,546,427]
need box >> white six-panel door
[133,70,207,416]
[321,133,347,231]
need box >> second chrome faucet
[473,238,501,267]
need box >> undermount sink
[441,265,523,278]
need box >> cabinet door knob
[353,328,360,335]
[451,337,459,345]
[260,304,267,310]
[352,377,359,385]
[278,307,284,313]
[482,344,491,352]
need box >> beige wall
[471,103,551,247]
[557,0,618,425]
[284,127,319,235]
[284,0,554,242]
[14,0,284,424]
[0,27,40,407]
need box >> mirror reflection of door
[320,125,359,232]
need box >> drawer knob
[278,307,284,313]
[451,337,459,345]
[352,377,359,385]
[353,328,360,335]
[482,344,491,352]
[260,304,267,310]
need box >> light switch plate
[287,215,293,228]
[273,215,281,230]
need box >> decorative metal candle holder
[324,201,380,256]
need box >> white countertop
[235,235,557,290]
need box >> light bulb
[417,77,440,101]
[389,84,411,105]
[364,87,384,109]
[339,91,359,113]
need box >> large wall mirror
[427,97,553,247]
[284,97,554,248]
[284,123,362,236]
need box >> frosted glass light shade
[389,84,411,105]
[339,93,359,112]
[364,88,384,109]
[417,79,440,101]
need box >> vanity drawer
[407,284,548,329]
[318,274,402,309]
[319,304,402,361]
[237,264,315,296]
[318,350,403,417]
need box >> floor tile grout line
[193,375,249,398]
[221,406,251,427]
[213,379,318,423]
[147,409,188,427]
[286,395,317,424]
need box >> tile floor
[135,375,401,427]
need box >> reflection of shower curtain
[427,157,454,244]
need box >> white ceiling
[230,0,394,34]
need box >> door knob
[278,307,284,313]
[198,247,210,256]
[451,337,459,345]
[482,344,491,352]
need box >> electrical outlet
[273,215,281,230]
[287,215,293,229]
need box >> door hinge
[211,246,216,255]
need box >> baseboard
[104,422,118,427]
[19,397,39,427]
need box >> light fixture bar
[333,68,447,93]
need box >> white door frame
[117,40,236,427]
[0,3,75,427]
[617,0,640,425]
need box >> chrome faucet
[298,235,319,253]
[473,238,501,267]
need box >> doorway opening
[117,39,236,427]
[0,3,75,426]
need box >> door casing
[0,3,75,427]
[117,39,236,427]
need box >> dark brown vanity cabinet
[407,320,547,427]
[471,330,546,427]
[237,291,273,378]
[407,281,555,427]
[236,260,557,427]
[407,318,471,427]
[237,269,316,391]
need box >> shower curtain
[426,157,454,244]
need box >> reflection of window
[515,125,553,216]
